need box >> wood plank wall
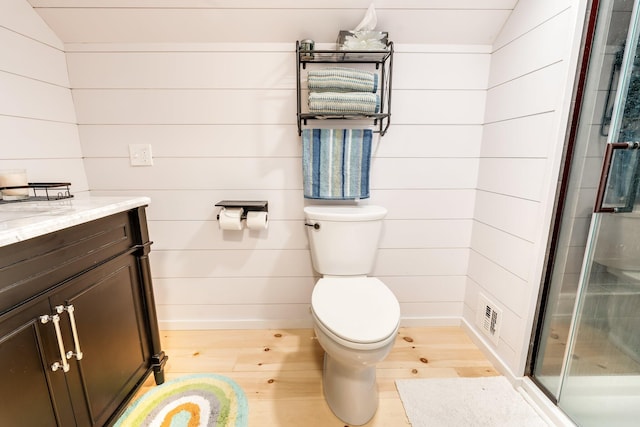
[465,0,586,373]
[0,0,87,191]
[69,41,489,331]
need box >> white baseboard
[461,318,517,379]
[158,318,314,330]
[399,316,461,327]
[159,316,461,331]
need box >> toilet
[304,205,401,425]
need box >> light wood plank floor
[137,326,499,426]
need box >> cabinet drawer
[0,211,135,315]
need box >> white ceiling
[27,0,518,45]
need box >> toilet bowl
[304,205,400,425]
[312,276,400,425]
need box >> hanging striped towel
[308,92,380,115]
[302,129,373,200]
[308,67,378,93]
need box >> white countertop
[0,194,150,248]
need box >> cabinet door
[0,299,76,427]
[52,253,152,427]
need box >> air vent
[476,293,502,345]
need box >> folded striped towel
[308,92,380,115]
[308,67,378,93]
[302,128,372,200]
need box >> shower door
[558,144,640,427]
[531,1,640,426]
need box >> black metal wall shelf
[0,182,73,204]
[296,40,394,136]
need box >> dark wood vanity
[0,199,166,426]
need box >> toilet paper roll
[246,211,268,230]
[218,207,244,230]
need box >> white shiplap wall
[0,0,87,190]
[29,1,515,46]
[69,42,489,330]
[4,0,590,377]
[464,0,587,375]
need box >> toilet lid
[312,277,400,344]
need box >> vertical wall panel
[466,0,586,376]
[0,0,87,191]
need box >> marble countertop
[0,194,150,248]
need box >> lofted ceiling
[27,0,518,45]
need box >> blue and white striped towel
[302,129,372,200]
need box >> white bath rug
[396,376,550,427]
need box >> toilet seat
[311,277,400,344]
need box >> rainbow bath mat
[115,373,248,427]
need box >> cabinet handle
[40,314,70,373]
[56,305,83,361]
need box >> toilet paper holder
[215,200,268,221]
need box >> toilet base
[322,352,379,426]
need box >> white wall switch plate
[129,144,154,166]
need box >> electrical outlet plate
[129,144,153,166]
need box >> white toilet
[304,205,401,426]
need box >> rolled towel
[308,67,378,93]
[308,92,380,115]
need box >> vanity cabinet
[296,40,394,136]
[0,206,166,426]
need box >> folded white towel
[308,67,378,93]
[308,92,380,114]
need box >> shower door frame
[529,0,640,422]
[527,0,601,403]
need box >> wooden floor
[137,326,499,426]
[539,319,640,376]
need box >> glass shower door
[531,1,640,426]
[559,143,640,427]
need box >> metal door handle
[56,305,83,361]
[594,141,640,213]
[40,314,70,372]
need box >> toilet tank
[304,205,387,275]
